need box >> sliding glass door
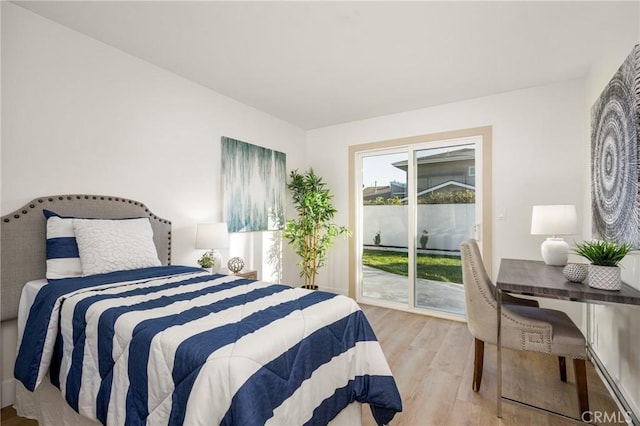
[353,131,488,318]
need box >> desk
[496,259,640,423]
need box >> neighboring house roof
[389,181,406,194]
[391,147,475,170]
[400,180,475,202]
[363,181,407,200]
[362,185,391,198]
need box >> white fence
[363,204,475,251]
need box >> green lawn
[363,248,462,284]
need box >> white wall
[363,204,474,250]
[585,43,640,417]
[1,3,306,407]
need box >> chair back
[460,239,498,344]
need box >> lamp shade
[195,223,229,249]
[530,205,577,236]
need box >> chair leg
[558,356,567,382]
[472,338,484,392]
[573,358,590,422]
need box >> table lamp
[195,222,229,273]
[530,205,577,266]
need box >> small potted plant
[419,229,429,249]
[197,251,215,273]
[574,240,632,290]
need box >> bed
[1,195,402,426]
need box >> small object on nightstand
[195,222,229,274]
[234,270,257,280]
[197,251,215,272]
[227,257,245,274]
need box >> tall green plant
[284,169,351,289]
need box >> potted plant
[419,229,429,249]
[197,251,215,273]
[574,240,632,290]
[374,231,381,246]
[284,168,351,289]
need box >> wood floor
[2,305,625,425]
[359,304,625,425]
[0,406,37,426]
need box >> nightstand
[233,270,257,280]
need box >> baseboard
[1,378,16,408]
[589,348,639,425]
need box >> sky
[362,153,407,188]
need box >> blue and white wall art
[222,137,286,232]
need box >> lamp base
[541,238,569,266]
[212,249,223,274]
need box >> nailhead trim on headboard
[1,195,172,322]
[1,195,172,263]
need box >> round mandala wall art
[590,45,640,248]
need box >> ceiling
[13,1,639,130]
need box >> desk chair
[460,239,589,419]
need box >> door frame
[348,126,493,310]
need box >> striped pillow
[44,210,82,279]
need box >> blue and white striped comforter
[15,266,402,425]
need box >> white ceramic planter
[588,264,621,290]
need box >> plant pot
[419,235,429,249]
[203,267,213,274]
[588,264,621,290]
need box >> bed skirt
[15,378,363,426]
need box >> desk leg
[586,302,591,361]
[496,288,502,418]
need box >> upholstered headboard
[1,195,172,322]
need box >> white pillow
[72,218,161,276]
